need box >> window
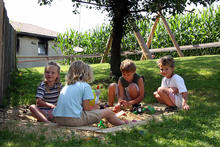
[38,41,48,55]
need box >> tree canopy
[39,0,219,79]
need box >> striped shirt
[36,81,63,109]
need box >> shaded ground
[0,103,168,125]
[0,103,174,139]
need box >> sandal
[164,106,177,112]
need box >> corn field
[55,6,220,64]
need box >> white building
[11,21,63,68]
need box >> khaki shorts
[54,110,102,127]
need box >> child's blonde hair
[157,55,175,68]
[44,61,61,92]
[67,60,94,85]
[120,59,136,73]
[44,61,61,83]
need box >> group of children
[30,55,189,127]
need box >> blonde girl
[53,60,125,126]
[29,61,62,122]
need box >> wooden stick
[100,33,113,63]
[159,12,184,57]
[141,16,160,60]
[134,31,152,59]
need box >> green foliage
[55,6,220,64]
[55,24,111,64]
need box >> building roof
[10,21,59,40]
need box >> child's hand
[119,100,126,106]
[170,87,179,94]
[49,104,56,109]
[182,102,190,110]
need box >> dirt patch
[0,103,167,125]
[0,103,173,139]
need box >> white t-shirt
[53,81,94,118]
[161,74,187,95]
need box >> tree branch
[75,0,105,7]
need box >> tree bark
[110,22,123,80]
[110,0,128,80]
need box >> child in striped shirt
[29,61,63,122]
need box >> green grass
[1,55,220,146]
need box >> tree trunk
[110,21,123,80]
[110,0,128,80]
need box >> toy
[98,120,106,128]
[89,85,101,106]
[113,104,121,113]
[132,119,137,122]
[95,85,100,104]
[132,104,142,114]
[146,106,156,114]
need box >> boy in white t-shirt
[153,55,190,111]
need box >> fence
[17,41,220,64]
[0,0,17,106]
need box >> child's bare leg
[127,83,139,99]
[154,91,164,103]
[156,87,175,106]
[29,105,50,122]
[101,109,125,126]
[108,83,117,107]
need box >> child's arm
[82,100,98,111]
[169,87,179,94]
[181,92,190,110]
[36,98,56,108]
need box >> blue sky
[4,0,219,34]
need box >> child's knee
[127,83,139,98]
[102,109,114,118]
[108,83,117,91]
[153,91,159,98]
[157,87,166,94]
[29,104,36,110]
[108,83,118,102]
[29,104,38,112]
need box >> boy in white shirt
[153,55,190,111]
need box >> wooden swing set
[100,12,184,63]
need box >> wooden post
[141,15,160,60]
[134,31,152,59]
[100,33,113,63]
[160,13,184,57]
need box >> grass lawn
[0,55,220,146]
